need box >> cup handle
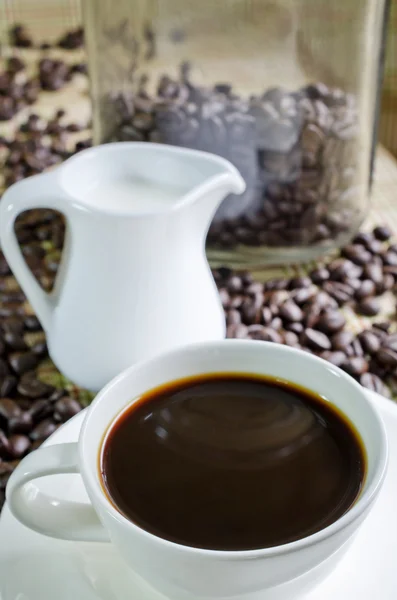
[6,442,110,542]
[0,172,71,333]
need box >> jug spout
[185,152,246,237]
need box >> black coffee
[100,374,365,551]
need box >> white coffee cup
[6,340,388,599]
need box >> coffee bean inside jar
[100,67,362,265]
[84,0,385,267]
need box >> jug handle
[0,172,71,333]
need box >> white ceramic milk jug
[0,143,245,391]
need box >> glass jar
[84,0,387,267]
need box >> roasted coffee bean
[3,331,28,351]
[226,309,241,325]
[350,338,364,357]
[0,375,17,397]
[58,27,84,50]
[48,389,66,403]
[360,372,391,397]
[3,318,24,335]
[28,399,53,423]
[353,232,372,246]
[218,289,230,308]
[10,24,32,47]
[365,239,383,255]
[270,317,283,330]
[24,316,41,331]
[316,310,346,334]
[31,341,48,356]
[312,291,337,310]
[300,328,331,351]
[230,296,244,309]
[0,430,10,458]
[0,359,9,379]
[261,306,272,325]
[383,265,397,278]
[357,297,380,317]
[358,331,381,355]
[320,350,346,367]
[17,372,54,398]
[355,280,376,300]
[341,245,372,265]
[8,352,40,375]
[384,333,397,352]
[373,226,392,241]
[247,325,283,343]
[54,397,81,422]
[376,274,394,294]
[30,419,57,442]
[303,304,321,329]
[310,268,330,284]
[322,281,353,305]
[363,262,383,285]
[227,276,243,294]
[8,434,31,458]
[281,321,302,335]
[381,251,397,267]
[291,288,315,306]
[8,411,33,434]
[371,324,389,338]
[376,348,397,368]
[288,277,312,289]
[328,259,362,282]
[226,324,248,338]
[279,300,303,322]
[0,398,21,423]
[331,330,354,351]
[283,331,299,346]
[241,299,261,324]
[341,357,368,377]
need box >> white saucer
[0,391,396,600]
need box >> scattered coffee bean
[3,331,28,351]
[373,226,392,241]
[54,397,81,422]
[355,280,376,300]
[24,316,41,331]
[8,411,33,435]
[357,297,380,317]
[8,434,31,458]
[331,331,354,351]
[279,301,303,323]
[0,375,17,397]
[226,324,248,338]
[283,331,299,346]
[358,331,381,355]
[360,373,391,397]
[0,430,10,458]
[316,311,346,334]
[9,24,32,47]
[320,350,347,367]
[31,341,48,356]
[0,398,21,423]
[9,352,40,375]
[57,27,84,50]
[30,419,57,442]
[341,357,369,377]
[376,348,397,368]
[300,329,331,351]
[342,245,372,266]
